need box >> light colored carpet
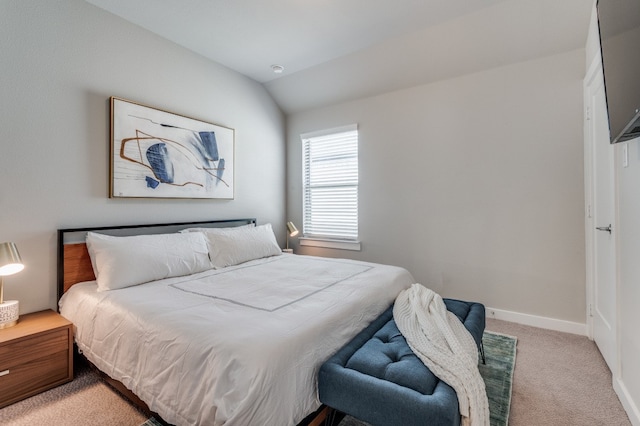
[486,318,631,426]
[0,319,632,426]
[0,361,147,426]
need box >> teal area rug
[140,331,517,426]
[479,331,517,425]
[140,418,163,426]
[338,331,517,426]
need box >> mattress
[59,254,414,426]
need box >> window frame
[300,124,360,251]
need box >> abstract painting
[110,97,234,199]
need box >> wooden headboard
[57,218,256,300]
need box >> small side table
[0,309,73,408]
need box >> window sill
[299,237,361,251]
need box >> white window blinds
[302,125,358,241]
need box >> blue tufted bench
[318,299,485,426]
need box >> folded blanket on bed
[393,284,489,426]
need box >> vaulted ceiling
[85,0,593,113]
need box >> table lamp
[284,221,299,253]
[0,242,24,329]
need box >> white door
[585,60,617,371]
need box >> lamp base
[282,248,293,254]
[0,300,19,329]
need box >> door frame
[584,57,595,340]
[583,55,619,372]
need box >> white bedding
[59,254,414,426]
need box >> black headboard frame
[57,218,256,300]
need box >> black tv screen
[597,0,640,143]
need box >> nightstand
[0,309,73,408]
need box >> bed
[57,219,414,426]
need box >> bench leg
[479,339,486,365]
[323,407,337,426]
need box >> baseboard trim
[614,377,640,426]
[485,306,587,335]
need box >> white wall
[0,0,285,314]
[287,50,586,324]
[615,139,640,424]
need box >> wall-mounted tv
[597,0,640,143]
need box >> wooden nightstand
[0,309,73,408]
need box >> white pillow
[86,231,212,291]
[185,223,281,268]
[181,223,253,234]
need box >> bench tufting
[318,298,485,426]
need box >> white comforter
[59,254,414,426]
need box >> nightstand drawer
[0,329,68,370]
[0,349,69,407]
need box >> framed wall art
[110,97,234,199]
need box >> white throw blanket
[393,284,489,426]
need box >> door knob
[596,224,612,234]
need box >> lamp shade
[0,242,24,276]
[0,242,22,328]
[286,222,299,237]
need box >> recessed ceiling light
[271,64,285,74]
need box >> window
[301,124,359,250]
